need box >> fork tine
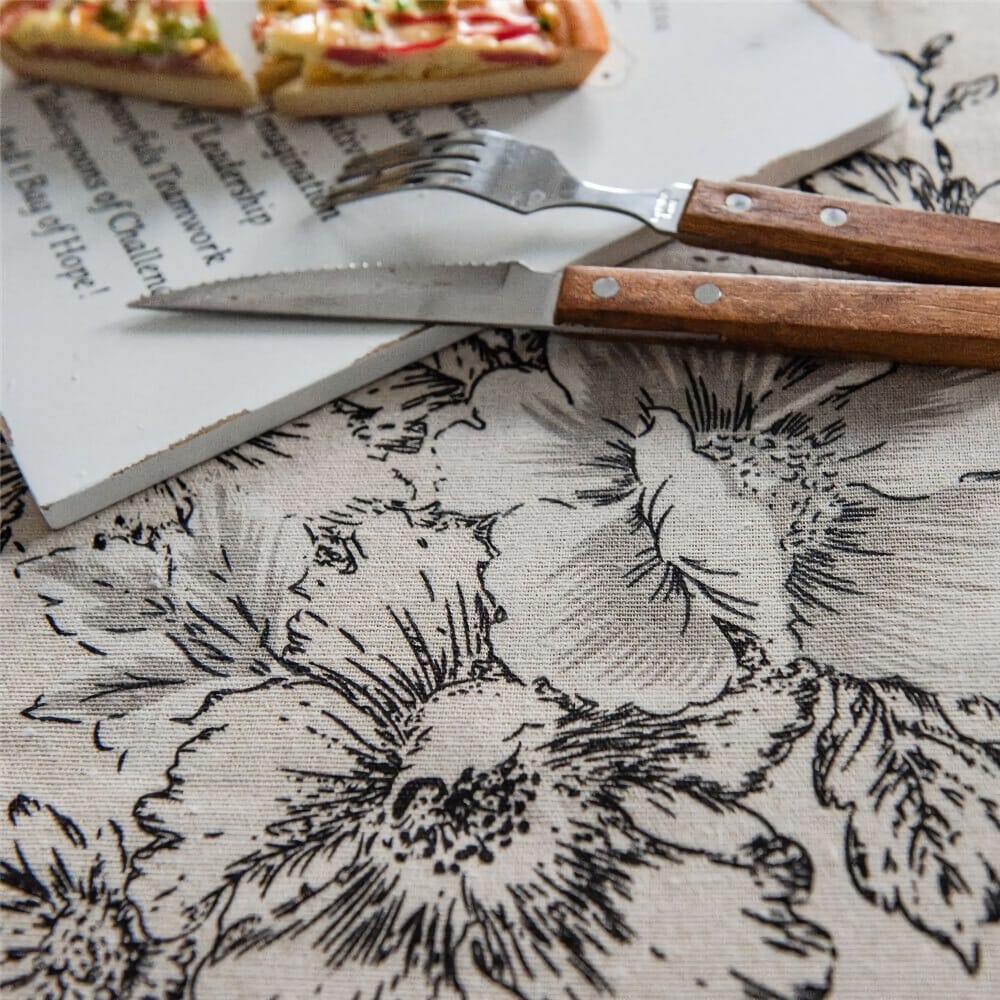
[337,130,490,181]
[337,144,483,184]
[326,171,471,208]
[338,134,441,177]
[326,158,479,207]
[331,158,473,193]
[356,157,476,184]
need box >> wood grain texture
[554,266,1000,369]
[676,180,1000,286]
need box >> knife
[130,261,1000,370]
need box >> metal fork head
[326,128,575,214]
[324,126,686,232]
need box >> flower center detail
[39,899,139,997]
[384,754,541,872]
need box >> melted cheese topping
[3,0,240,75]
[256,0,565,82]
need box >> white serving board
[0,0,905,528]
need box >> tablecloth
[2,3,999,997]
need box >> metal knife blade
[129,262,563,329]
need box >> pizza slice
[253,0,608,117]
[0,0,256,108]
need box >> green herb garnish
[160,18,191,41]
[159,13,216,46]
[125,38,165,55]
[197,15,219,43]
[96,1,129,33]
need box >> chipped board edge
[33,324,473,529]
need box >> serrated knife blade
[130,262,562,329]
[128,261,1000,370]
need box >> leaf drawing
[802,34,1000,218]
[937,74,999,121]
[814,673,1000,971]
[14,487,312,730]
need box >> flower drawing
[428,339,1000,713]
[1,797,155,1000]
[129,671,832,999]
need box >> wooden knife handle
[676,180,1000,286]
[555,266,1000,369]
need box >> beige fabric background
[3,3,1000,997]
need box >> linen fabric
[2,4,999,997]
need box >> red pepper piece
[325,33,447,64]
[387,9,454,25]
[487,21,539,41]
[325,45,389,65]
[459,10,540,41]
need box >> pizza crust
[271,47,603,116]
[269,0,608,117]
[255,53,300,95]
[0,37,257,109]
[556,0,608,55]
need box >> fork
[331,127,694,233]
[326,128,1000,286]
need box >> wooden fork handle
[554,266,1000,369]
[676,180,1000,286]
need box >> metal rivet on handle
[592,276,620,298]
[694,283,723,304]
[725,192,753,212]
[820,206,848,227]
